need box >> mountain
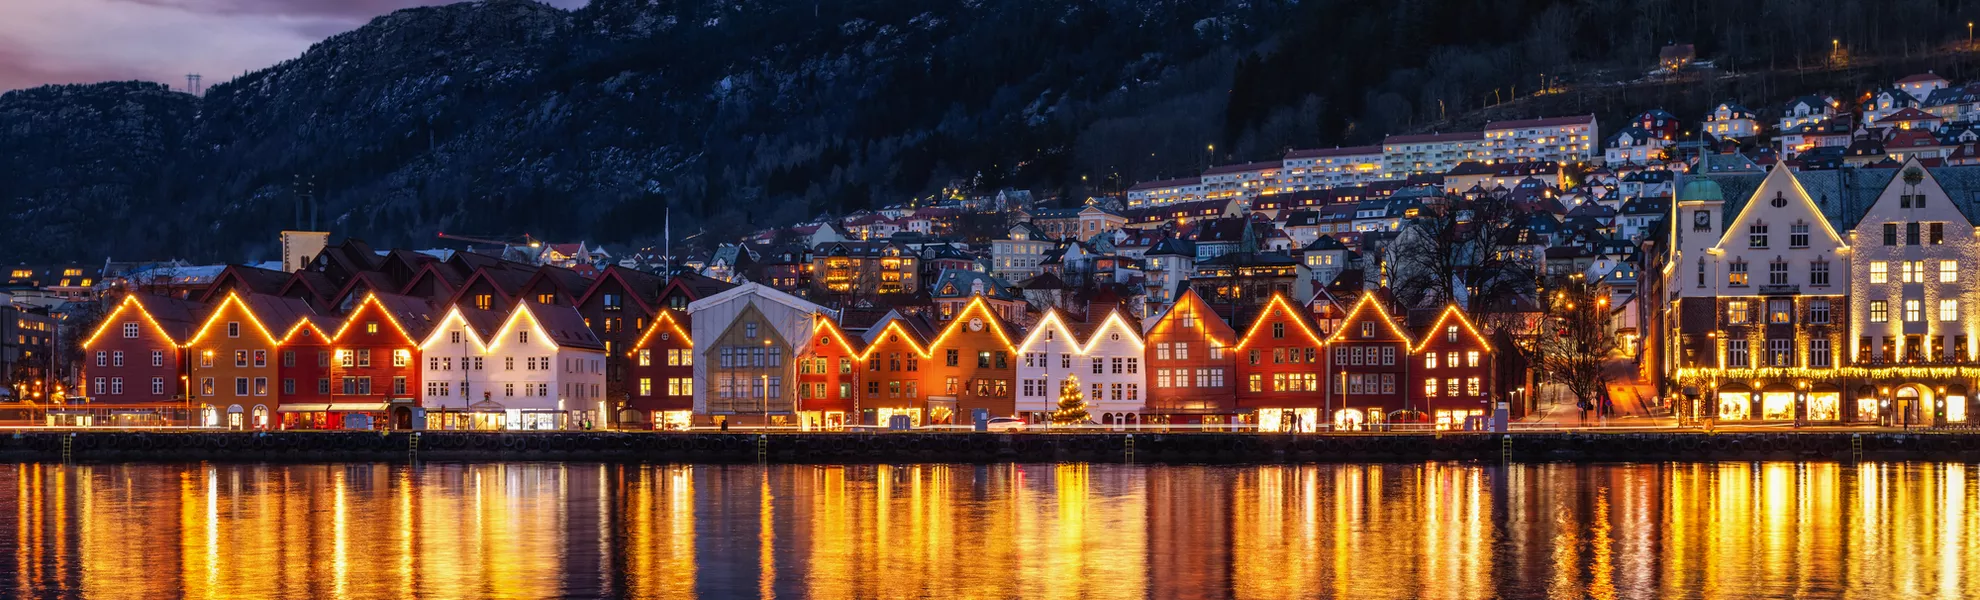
[5,0,1980,263]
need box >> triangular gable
[1858,157,1976,230]
[1410,305,1493,353]
[197,265,287,304]
[83,294,186,348]
[184,291,282,347]
[418,305,493,352]
[704,302,794,357]
[330,294,419,346]
[278,316,335,345]
[329,271,395,313]
[628,308,693,356]
[491,301,604,352]
[1140,287,1237,345]
[573,266,662,314]
[925,295,1019,353]
[1016,308,1079,354]
[686,282,831,321]
[809,313,866,358]
[1714,164,1847,251]
[1235,293,1327,349]
[400,262,465,302]
[1324,293,1411,344]
[446,268,521,310]
[859,309,933,358]
[1078,308,1146,353]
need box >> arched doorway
[225,404,245,430]
[1855,385,1881,423]
[391,405,414,430]
[1896,385,1934,427]
[251,404,269,430]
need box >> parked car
[985,417,1027,432]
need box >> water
[1,462,1977,599]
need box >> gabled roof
[197,265,292,303]
[659,272,739,306]
[83,293,204,348]
[930,269,1020,300]
[519,265,595,304]
[1233,293,1326,349]
[1324,292,1411,344]
[1140,286,1237,344]
[685,281,832,321]
[505,301,606,351]
[573,265,665,314]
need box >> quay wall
[3,431,1980,463]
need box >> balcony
[1757,284,1800,295]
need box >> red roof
[1884,107,1942,122]
[1888,129,1942,148]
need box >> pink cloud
[0,0,587,93]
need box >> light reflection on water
[2,462,1978,599]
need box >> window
[110,378,123,395]
[1905,299,1922,322]
[1728,261,1748,286]
[1176,344,1190,360]
[1810,261,1829,286]
[123,323,138,338]
[1769,261,1788,285]
[1466,377,1481,396]
[1943,299,1960,322]
[946,349,959,367]
[1727,340,1749,368]
[1902,260,1923,283]
[1811,339,1831,368]
[1768,339,1792,367]
[1382,346,1395,365]
[1870,261,1888,284]
[1467,351,1480,367]
[1425,378,1438,396]
[113,351,126,367]
[1871,301,1889,322]
[1727,301,1750,324]
[1426,353,1438,369]
[1446,326,1458,343]
[1156,343,1171,360]
[1361,322,1374,338]
[1908,222,1922,245]
[1944,260,1960,283]
[235,350,248,368]
[1748,223,1768,248]
[1789,222,1809,248]
[1810,299,1831,324]
[1697,259,1707,287]
[1247,374,1262,393]
[1884,223,1899,246]
[518,330,529,344]
[1272,323,1285,339]
[226,322,241,338]
[745,323,758,339]
[1768,299,1792,324]
[1932,222,1946,244]
[154,378,167,395]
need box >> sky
[0,0,587,93]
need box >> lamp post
[1795,381,1808,428]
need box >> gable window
[227,322,240,338]
[474,294,492,310]
[1932,222,1946,245]
[123,323,139,339]
[1809,260,1830,286]
[1272,323,1285,339]
[744,323,758,339]
[1748,223,1768,248]
[1789,222,1809,248]
[1361,322,1374,338]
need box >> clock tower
[1674,176,1727,292]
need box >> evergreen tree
[1051,376,1090,426]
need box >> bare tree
[1389,194,1535,318]
[1534,274,1620,417]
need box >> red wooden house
[797,314,862,429]
[79,294,202,424]
[1324,293,1413,429]
[1235,293,1328,431]
[276,314,340,428]
[1409,305,1496,429]
[315,293,433,429]
[1141,287,1238,424]
[625,308,695,429]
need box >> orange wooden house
[183,292,315,429]
[922,296,1018,424]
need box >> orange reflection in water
[2,462,1980,598]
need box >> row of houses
[80,269,1504,430]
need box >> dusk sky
[0,0,587,93]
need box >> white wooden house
[1014,307,1147,425]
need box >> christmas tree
[1051,375,1090,426]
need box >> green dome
[1678,178,1724,202]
